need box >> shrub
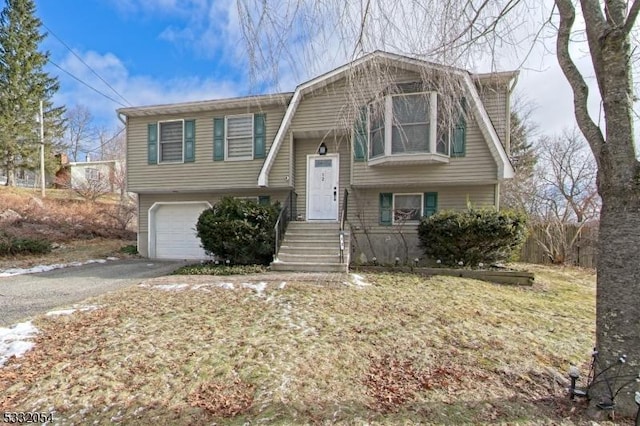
[0,232,52,256]
[196,197,279,265]
[418,207,527,267]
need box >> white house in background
[55,155,123,193]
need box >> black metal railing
[339,189,348,263]
[274,190,296,260]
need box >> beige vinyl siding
[292,68,423,133]
[293,137,351,220]
[127,105,286,193]
[351,119,498,186]
[347,185,496,233]
[269,130,294,188]
[477,82,509,149]
[137,190,289,257]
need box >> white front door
[306,154,339,220]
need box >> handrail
[339,188,348,263]
[274,190,295,260]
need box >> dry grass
[0,186,136,269]
[0,186,135,243]
[0,265,618,425]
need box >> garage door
[151,202,210,259]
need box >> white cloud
[53,49,242,131]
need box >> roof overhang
[117,93,293,118]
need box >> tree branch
[624,0,640,34]
[555,0,605,162]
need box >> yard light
[414,258,419,266]
[214,260,219,266]
[226,259,231,266]
[395,257,400,266]
[372,257,377,265]
[568,365,587,400]
[436,259,441,264]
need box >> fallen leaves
[187,377,255,418]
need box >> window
[393,194,422,223]
[159,121,184,162]
[148,120,195,165]
[368,92,437,159]
[226,114,253,160]
[85,168,100,182]
[353,90,466,164]
[379,192,438,226]
[391,95,430,154]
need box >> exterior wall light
[318,142,327,155]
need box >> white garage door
[151,202,210,259]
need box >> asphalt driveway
[0,258,188,326]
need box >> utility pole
[40,100,45,198]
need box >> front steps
[271,222,350,272]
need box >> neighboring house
[55,154,123,193]
[117,51,516,271]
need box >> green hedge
[196,197,279,265]
[417,207,527,267]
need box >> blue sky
[18,0,622,149]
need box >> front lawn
[0,265,612,424]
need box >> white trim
[224,113,254,161]
[148,201,212,259]
[392,193,423,225]
[158,119,185,164]
[306,154,339,221]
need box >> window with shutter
[159,121,184,163]
[226,114,254,161]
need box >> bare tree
[236,0,640,415]
[533,129,600,264]
[64,105,96,162]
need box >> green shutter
[353,106,367,161]
[452,97,466,157]
[213,117,225,161]
[254,114,266,159]
[258,195,270,205]
[147,123,157,165]
[184,120,195,162]
[424,192,438,218]
[379,193,393,226]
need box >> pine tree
[0,0,65,187]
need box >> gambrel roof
[257,50,516,186]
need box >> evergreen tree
[0,0,65,187]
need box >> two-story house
[117,51,516,271]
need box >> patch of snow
[46,305,100,317]
[219,282,235,290]
[0,257,118,278]
[348,273,371,288]
[278,281,287,290]
[153,283,190,292]
[106,257,119,261]
[242,282,267,296]
[0,321,38,367]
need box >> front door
[306,154,339,220]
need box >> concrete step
[279,243,341,252]
[270,261,348,273]
[277,253,342,263]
